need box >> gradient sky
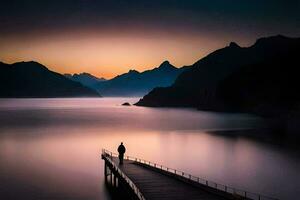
[0,0,299,78]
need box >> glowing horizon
[0,0,299,79]
[0,30,275,79]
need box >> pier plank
[112,157,227,200]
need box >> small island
[122,102,131,106]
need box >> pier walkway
[101,149,278,200]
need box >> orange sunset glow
[0,30,258,79]
[1,1,299,79]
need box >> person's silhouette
[117,142,126,165]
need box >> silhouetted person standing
[118,142,126,165]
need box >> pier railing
[102,149,278,200]
[102,149,146,200]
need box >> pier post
[110,167,113,184]
[114,173,117,187]
[104,161,108,182]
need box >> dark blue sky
[1,0,299,36]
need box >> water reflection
[0,98,299,200]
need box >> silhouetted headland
[135,35,300,136]
[136,35,300,116]
[0,61,101,97]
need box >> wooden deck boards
[112,157,227,200]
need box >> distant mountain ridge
[136,35,300,116]
[0,61,100,97]
[65,72,106,88]
[0,60,188,98]
[95,61,189,96]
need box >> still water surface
[0,98,299,200]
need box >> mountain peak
[160,60,170,65]
[79,72,91,76]
[0,61,7,65]
[64,72,106,87]
[13,61,49,71]
[158,60,176,70]
[76,72,99,79]
[229,42,240,48]
[254,35,292,46]
[249,35,300,53]
[128,69,139,74]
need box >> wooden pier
[101,149,278,200]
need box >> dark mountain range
[136,35,300,116]
[0,61,100,97]
[95,61,189,96]
[64,72,106,88]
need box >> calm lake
[0,98,299,200]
